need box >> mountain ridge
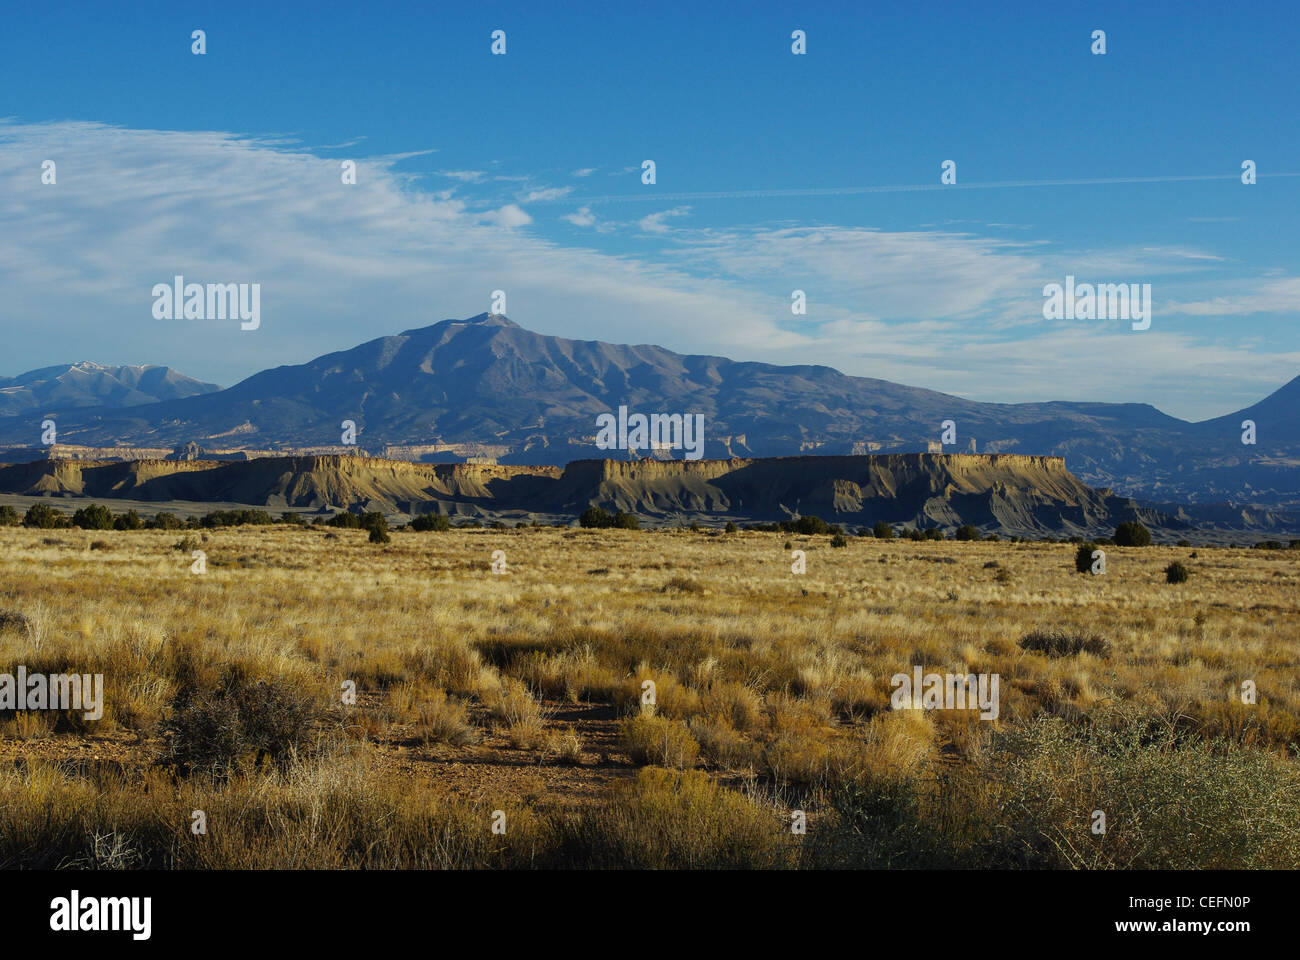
[0,314,1294,507]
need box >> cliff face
[0,452,1193,537]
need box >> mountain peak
[457,312,519,328]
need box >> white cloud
[438,169,485,182]
[518,186,572,204]
[483,204,533,228]
[562,206,597,227]
[570,167,596,178]
[0,120,1292,421]
[1165,277,1300,316]
[638,206,692,234]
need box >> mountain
[0,315,1295,508]
[0,362,220,416]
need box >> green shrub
[579,506,639,529]
[0,506,19,526]
[113,509,144,530]
[872,520,893,539]
[1164,561,1190,584]
[830,533,848,548]
[149,512,184,530]
[22,503,67,529]
[409,512,452,532]
[579,506,612,528]
[954,525,980,541]
[72,504,115,530]
[1075,542,1099,574]
[1113,521,1151,547]
[202,509,274,528]
[1019,630,1111,658]
[787,515,831,535]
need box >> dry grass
[0,523,1296,867]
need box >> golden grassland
[1,523,1298,868]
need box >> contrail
[534,172,1299,205]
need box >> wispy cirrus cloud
[0,119,1294,420]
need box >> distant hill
[0,362,220,416]
[1,452,1294,541]
[0,315,1294,507]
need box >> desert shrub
[980,711,1300,868]
[409,512,452,532]
[88,540,110,551]
[922,528,943,541]
[369,524,390,545]
[23,503,67,529]
[547,725,585,765]
[872,520,893,539]
[161,669,321,778]
[724,521,738,534]
[1018,630,1111,658]
[1074,542,1099,573]
[786,515,831,535]
[579,507,639,529]
[553,767,793,869]
[0,506,20,526]
[994,568,1013,584]
[0,610,33,636]
[201,509,274,528]
[813,708,1300,869]
[487,678,543,726]
[1113,521,1151,547]
[1164,561,1190,584]
[113,509,144,530]
[414,690,479,746]
[173,534,201,552]
[148,511,184,530]
[579,506,612,528]
[71,504,114,530]
[619,713,700,769]
[830,533,848,548]
[954,525,980,541]
[662,575,704,594]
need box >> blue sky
[2,0,1297,419]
